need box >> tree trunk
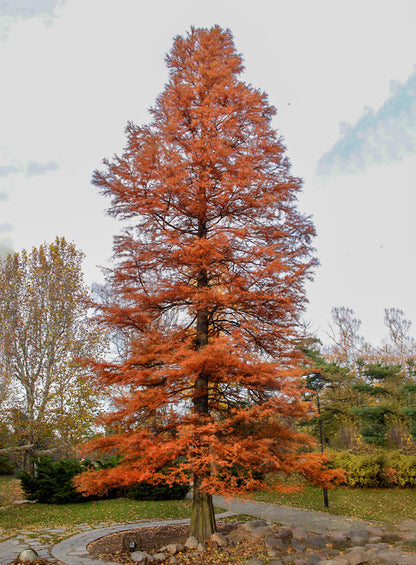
[190,475,216,540]
[189,218,216,539]
[23,445,35,476]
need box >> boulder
[250,525,274,539]
[380,532,402,544]
[245,558,266,565]
[306,555,325,564]
[210,531,228,547]
[343,549,368,565]
[291,539,306,553]
[131,550,153,563]
[347,528,369,546]
[160,543,184,554]
[184,536,198,549]
[305,535,327,549]
[264,534,288,552]
[17,549,39,563]
[331,532,349,550]
[245,520,268,531]
[291,527,308,541]
[277,528,293,545]
[152,553,166,563]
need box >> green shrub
[127,480,190,501]
[19,455,189,503]
[332,451,390,487]
[385,452,416,487]
[18,456,88,504]
[331,450,416,488]
[0,455,14,475]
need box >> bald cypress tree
[76,26,338,540]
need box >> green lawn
[0,475,22,506]
[2,475,416,538]
[254,484,416,526]
[0,476,194,537]
[0,496,193,531]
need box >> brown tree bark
[190,475,216,540]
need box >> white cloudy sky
[1,0,415,346]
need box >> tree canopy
[0,237,105,473]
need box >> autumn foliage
[76,26,340,538]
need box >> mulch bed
[87,522,271,564]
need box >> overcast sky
[1,0,415,346]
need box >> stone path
[0,501,416,565]
[212,496,382,534]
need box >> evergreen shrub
[127,480,190,501]
[0,455,14,475]
[19,455,190,503]
[18,456,88,503]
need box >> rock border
[125,519,416,564]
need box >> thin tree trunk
[23,445,35,476]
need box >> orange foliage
[76,26,338,507]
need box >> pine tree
[76,26,338,539]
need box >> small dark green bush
[18,456,87,504]
[127,480,190,501]
[0,455,14,475]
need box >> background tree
[326,307,365,365]
[0,237,105,473]
[384,307,416,360]
[76,26,339,540]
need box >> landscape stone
[250,525,274,539]
[366,556,394,565]
[369,551,415,565]
[324,547,341,557]
[17,548,39,562]
[152,552,167,563]
[305,535,326,549]
[291,539,306,553]
[160,543,184,554]
[319,557,348,565]
[277,527,293,544]
[196,541,206,551]
[347,528,369,546]
[245,558,265,565]
[210,531,228,547]
[184,535,198,549]
[131,550,153,563]
[264,534,287,551]
[291,526,308,541]
[245,520,268,531]
[343,549,367,565]
[380,532,402,543]
[331,532,348,550]
[306,555,323,564]
[368,527,384,537]
[227,526,248,544]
